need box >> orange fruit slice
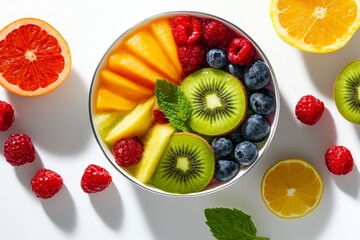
[261,158,324,219]
[270,0,360,53]
[0,18,71,96]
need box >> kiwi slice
[152,132,215,194]
[180,68,247,136]
[334,60,360,124]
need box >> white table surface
[1,0,360,239]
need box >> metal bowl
[89,11,280,197]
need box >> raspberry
[31,169,63,199]
[202,20,233,49]
[227,37,256,66]
[178,44,207,76]
[295,95,325,125]
[0,100,15,131]
[325,146,354,175]
[3,133,35,166]
[153,109,169,124]
[171,15,202,46]
[81,164,112,193]
[113,137,143,167]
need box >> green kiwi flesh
[151,132,215,194]
[334,60,360,124]
[180,68,247,136]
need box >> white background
[0,0,360,239]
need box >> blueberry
[240,114,271,142]
[249,89,276,115]
[227,126,242,144]
[214,160,239,182]
[226,63,244,79]
[211,137,233,157]
[244,60,270,90]
[234,141,258,166]
[206,48,227,69]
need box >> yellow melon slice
[124,29,181,83]
[108,51,168,90]
[100,69,153,102]
[96,87,137,112]
[150,18,183,79]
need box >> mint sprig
[205,208,270,240]
[155,79,192,132]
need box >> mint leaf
[205,208,270,240]
[155,79,191,132]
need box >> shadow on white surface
[301,29,360,98]
[354,124,360,156]
[6,69,91,156]
[14,151,44,194]
[134,186,212,240]
[89,182,123,230]
[41,185,77,233]
[333,163,360,198]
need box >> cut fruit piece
[261,158,324,219]
[124,29,181,83]
[180,68,247,136]
[94,111,129,138]
[334,60,360,124]
[105,96,155,145]
[150,18,183,77]
[134,123,176,183]
[100,69,153,101]
[96,87,137,112]
[0,18,71,96]
[152,132,215,194]
[270,0,360,53]
[108,51,168,89]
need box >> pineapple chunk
[108,51,168,90]
[105,96,155,145]
[150,19,183,79]
[124,29,181,83]
[134,123,176,183]
[96,87,137,112]
[94,111,128,138]
[100,69,153,101]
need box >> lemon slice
[261,158,324,219]
[270,0,360,53]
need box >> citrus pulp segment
[270,0,360,53]
[261,158,324,219]
[0,18,71,96]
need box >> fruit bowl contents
[89,12,280,196]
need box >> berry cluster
[1,101,112,199]
[171,16,256,76]
[206,51,275,182]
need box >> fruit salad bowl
[89,11,280,197]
